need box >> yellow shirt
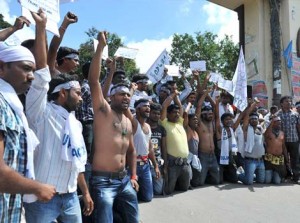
[160,117,189,158]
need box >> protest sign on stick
[146,49,170,83]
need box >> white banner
[146,49,170,83]
[190,60,206,71]
[114,47,139,60]
[231,48,248,111]
[19,0,60,36]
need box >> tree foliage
[170,31,239,80]
[78,27,139,79]
[0,14,11,29]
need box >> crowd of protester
[1,10,300,223]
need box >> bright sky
[0,0,239,72]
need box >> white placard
[190,60,206,71]
[114,47,138,60]
[21,2,60,36]
[93,39,108,60]
[146,49,170,83]
[164,65,180,77]
[209,72,221,83]
[19,0,60,22]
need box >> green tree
[78,27,139,79]
[170,31,239,80]
[0,14,11,29]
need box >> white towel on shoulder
[220,127,237,165]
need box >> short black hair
[201,106,213,112]
[134,98,149,108]
[166,80,176,86]
[82,62,90,79]
[132,74,149,83]
[56,46,79,66]
[280,95,291,104]
[167,104,180,113]
[221,112,234,122]
[150,103,162,112]
[21,39,35,50]
[113,70,126,79]
[48,73,79,101]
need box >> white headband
[52,81,80,93]
[135,101,150,109]
[0,42,35,63]
[64,53,79,60]
[110,86,130,96]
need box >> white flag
[231,47,248,111]
[146,49,170,84]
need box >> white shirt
[26,67,84,193]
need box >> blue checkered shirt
[0,93,27,223]
[277,110,300,142]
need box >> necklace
[272,129,280,138]
[113,112,128,137]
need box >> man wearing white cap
[0,10,56,223]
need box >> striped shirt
[0,93,27,223]
[26,67,84,193]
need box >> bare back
[265,130,284,156]
[196,121,215,153]
[92,104,133,172]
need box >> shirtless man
[264,116,289,184]
[195,91,220,185]
[88,32,139,223]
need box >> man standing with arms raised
[89,32,139,223]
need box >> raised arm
[88,32,108,112]
[174,90,183,116]
[0,16,30,41]
[197,72,210,94]
[215,97,221,139]
[47,12,78,76]
[101,58,116,99]
[31,9,47,70]
[183,102,192,129]
[161,91,178,121]
[241,100,258,133]
[179,72,192,102]
[195,90,209,119]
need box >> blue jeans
[198,152,219,186]
[90,175,139,223]
[136,163,153,202]
[24,192,81,223]
[238,158,265,185]
[265,170,281,184]
[151,165,164,195]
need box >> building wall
[244,0,300,106]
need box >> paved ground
[139,182,300,223]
